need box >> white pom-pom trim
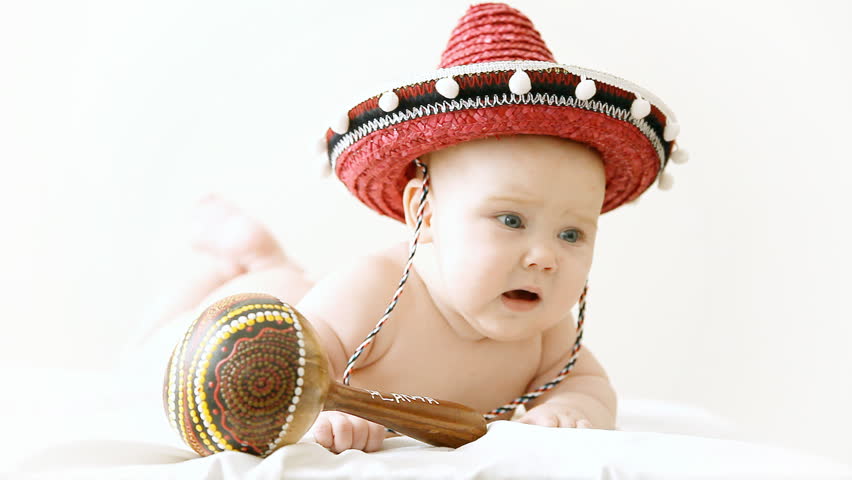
[331,114,349,135]
[670,147,689,165]
[379,91,399,112]
[509,70,531,95]
[436,77,459,99]
[575,77,596,101]
[658,171,674,190]
[631,96,651,119]
[663,121,680,141]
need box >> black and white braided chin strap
[343,158,586,421]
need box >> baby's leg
[133,195,314,345]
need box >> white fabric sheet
[2,322,850,479]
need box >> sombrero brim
[326,60,678,222]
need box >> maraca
[164,293,487,457]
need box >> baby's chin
[470,319,541,342]
[467,304,565,342]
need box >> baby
[145,2,683,454]
[307,133,615,452]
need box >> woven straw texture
[337,103,658,222]
[331,2,667,222]
[439,2,555,67]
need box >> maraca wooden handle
[166,293,488,457]
[325,383,487,448]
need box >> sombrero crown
[324,2,685,222]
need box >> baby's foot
[131,195,303,346]
[189,194,290,275]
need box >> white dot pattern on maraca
[165,296,308,457]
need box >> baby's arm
[295,253,403,452]
[517,314,617,430]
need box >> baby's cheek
[452,258,504,299]
[438,239,509,308]
[563,257,593,293]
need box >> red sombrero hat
[323,2,686,222]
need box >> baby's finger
[328,413,354,453]
[348,417,369,452]
[554,412,578,428]
[311,416,334,449]
[577,419,593,429]
[518,411,558,428]
[364,421,386,452]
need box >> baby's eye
[496,214,523,229]
[559,229,581,243]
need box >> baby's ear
[402,176,434,243]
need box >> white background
[1,0,850,465]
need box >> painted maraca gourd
[164,293,487,457]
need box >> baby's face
[416,135,606,341]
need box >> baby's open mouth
[501,289,541,312]
[502,290,540,301]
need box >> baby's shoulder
[373,241,410,267]
[299,245,403,317]
[294,243,410,371]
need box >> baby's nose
[524,246,557,271]
[526,261,555,272]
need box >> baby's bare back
[340,242,543,415]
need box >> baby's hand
[516,403,593,429]
[310,411,386,453]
